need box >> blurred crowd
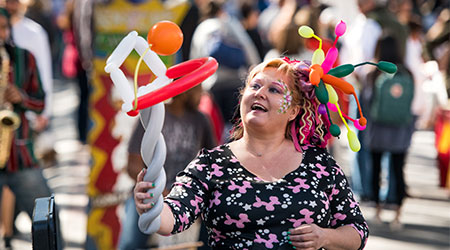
[0,0,449,249]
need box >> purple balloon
[318,104,327,115]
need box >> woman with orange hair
[134,58,369,249]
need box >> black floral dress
[165,144,369,249]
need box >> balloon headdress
[287,20,397,152]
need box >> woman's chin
[244,116,269,128]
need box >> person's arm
[127,152,144,181]
[323,154,369,249]
[34,24,53,121]
[134,168,175,234]
[9,50,45,113]
[134,148,212,236]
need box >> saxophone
[0,44,20,168]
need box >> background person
[363,34,415,228]
[0,7,52,249]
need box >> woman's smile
[250,102,268,113]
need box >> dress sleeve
[17,51,45,113]
[164,148,211,234]
[326,154,369,250]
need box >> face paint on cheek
[277,80,293,114]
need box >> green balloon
[377,61,397,74]
[327,64,355,78]
[315,81,329,104]
[329,124,341,137]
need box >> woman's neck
[241,130,287,157]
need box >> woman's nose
[255,87,266,99]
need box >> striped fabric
[3,45,45,172]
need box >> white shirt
[12,17,53,118]
[341,13,382,79]
[405,35,427,116]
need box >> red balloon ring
[127,57,218,116]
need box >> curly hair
[230,58,331,149]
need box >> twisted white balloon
[104,31,171,234]
[138,105,167,234]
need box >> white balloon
[106,31,138,67]
[138,75,172,97]
[109,67,134,112]
[104,63,116,74]
[137,104,168,234]
[104,31,182,235]
[135,36,167,77]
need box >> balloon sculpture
[298,20,397,152]
[104,21,218,234]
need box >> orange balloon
[309,70,320,86]
[310,64,323,77]
[309,64,323,86]
[147,21,183,56]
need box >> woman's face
[240,67,299,134]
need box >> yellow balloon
[325,84,338,104]
[312,49,325,65]
[298,26,314,38]
[347,130,361,152]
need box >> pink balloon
[354,119,367,130]
[321,47,338,74]
[327,102,338,112]
[335,20,346,37]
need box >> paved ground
[4,78,450,249]
[360,131,450,250]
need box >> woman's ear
[289,105,300,121]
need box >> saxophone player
[0,8,52,248]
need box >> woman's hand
[134,168,156,215]
[288,224,327,250]
[5,84,23,104]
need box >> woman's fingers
[135,192,152,201]
[288,233,315,242]
[135,200,155,215]
[134,180,156,193]
[289,225,313,235]
[287,224,325,249]
[137,168,146,182]
[133,168,157,215]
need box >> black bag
[32,195,61,250]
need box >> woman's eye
[250,83,261,90]
[269,87,281,94]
